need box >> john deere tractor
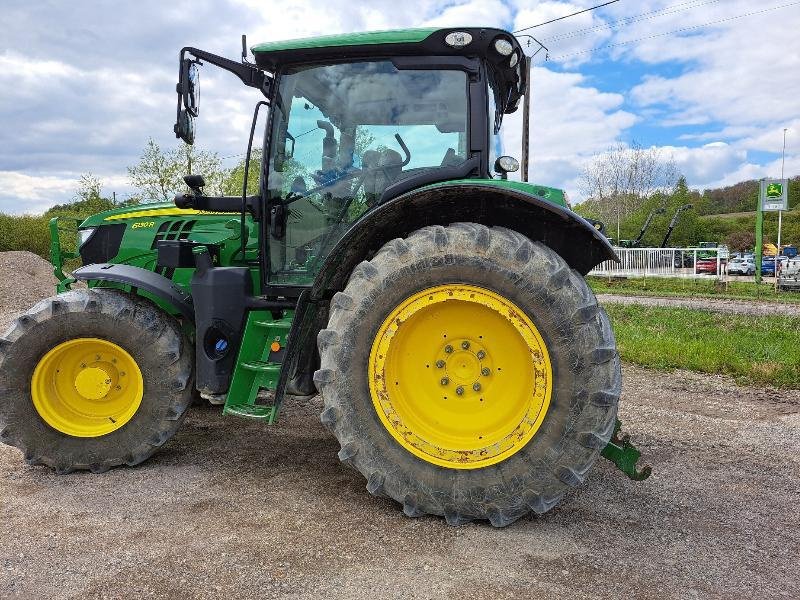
[0,27,648,526]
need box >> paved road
[597,293,800,316]
[2,365,798,599]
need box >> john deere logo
[766,183,783,199]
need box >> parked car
[673,250,694,268]
[778,257,800,290]
[696,258,720,274]
[728,257,755,275]
[762,256,790,275]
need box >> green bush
[0,213,52,258]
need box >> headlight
[78,228,96,248]
[495,155,520,172]
[509,51,519,68]
[494,38,513,56]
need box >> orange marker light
[270,341,281,352]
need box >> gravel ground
[2,368,799,599]
[597,293,800,316]
[2,252,799,599]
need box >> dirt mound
[0,251,56,329]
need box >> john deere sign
[761,178,788,211]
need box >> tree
[128,138,223,202]
[725,230,756,252]
[580,141,678,241]
[75,173,102,203]
[221,149,262,197]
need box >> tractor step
[223,404,278,421]
[222,309,294,425]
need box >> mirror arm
[180,47,272,96]
[174,193,263,220]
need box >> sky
[1,0,798,213]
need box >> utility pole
[775,128,788,291]
[521,55,531,182]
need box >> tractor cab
[173,28,530,288]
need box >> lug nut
[444,345,453,353]
[473,382,481,392]
[436,360,445,369]
[461,341,470,350]
[476,350,485,359]
[455,386,464,395]
[481,367,490,377]
[440,377,449,386]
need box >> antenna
[241,34,248,63]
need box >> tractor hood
[79,202,236,228]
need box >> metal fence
[590,247,726,278]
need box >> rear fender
[310,182,617,299]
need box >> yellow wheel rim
[368,284,553,469]
[31,338,144,438]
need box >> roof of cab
[251,27,522,70]
[251,28,440,56]
[250,27,526,113]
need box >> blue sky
[0,0,798,213]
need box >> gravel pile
[0,251,56,330]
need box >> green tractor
[0,27,648,526]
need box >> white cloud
[0,0,798,215]
[501,65,637,198]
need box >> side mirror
[174,109,195,145]
[494,155,519,180]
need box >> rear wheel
[315,223,620,526]
[0,289,194,473]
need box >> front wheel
[315,223,620,526]
[0,289,194,473]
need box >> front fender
[311,182,617,299]
[72,263,194,322]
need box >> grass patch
[589,276,800,304]
[605,304,800,388]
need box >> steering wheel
[281,133,412,210]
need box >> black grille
[79,224,126,265]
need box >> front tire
[315,223,620,526]
[0,289,194,473]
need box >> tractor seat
[362,148,404,205]
[440,147,463,167]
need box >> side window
[487,80,504,174]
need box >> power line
[541,0,723,42]
[514,0,622,34]
[550,1,800,60]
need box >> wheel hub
[73,366,113,400]
[438,341,491,393]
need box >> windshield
[266,60,469,285]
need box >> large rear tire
[0,289,194,473]
[315,223,620,526]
